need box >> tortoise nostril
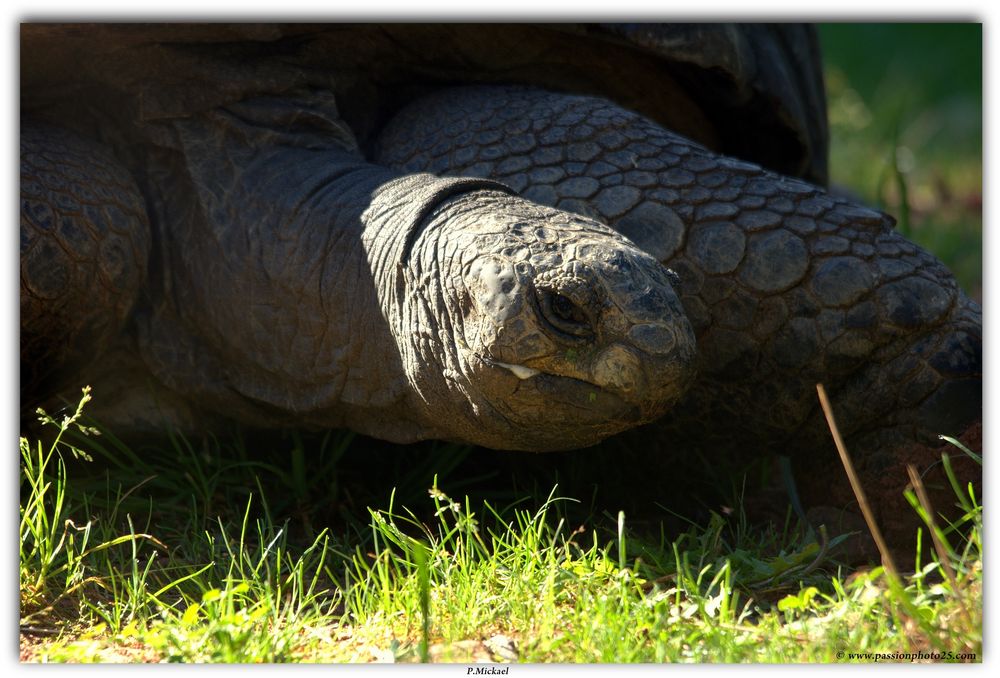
[627,322,677,356]
[592,344,643,394]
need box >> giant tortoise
[20,24,981,500]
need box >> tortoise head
[401,189,697,450]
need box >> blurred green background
[819,23,982,300]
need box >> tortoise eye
[540,290,593,338]
[552,293,587,324]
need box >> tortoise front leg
[375,85,981,458]
[20,123,152,409]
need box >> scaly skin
[376,85,982,454]
[20,123,151,405]
[405,190,696,449]
[21,91,697,451]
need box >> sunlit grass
[20,390,982,663]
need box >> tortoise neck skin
[142,99,413,438]
[138,93,503,442]
[137,91,697,448]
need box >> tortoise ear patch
[467,254,525,322]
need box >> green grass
[19,389,982,663]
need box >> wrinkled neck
[151,109,511,439]
[368,188,516,429]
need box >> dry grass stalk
[815,383,899,580]
[905,463,973,627]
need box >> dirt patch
[19,629,163,663]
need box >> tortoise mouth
[465,353,694,450]
[524,371,641,419]
[473,354,642,421]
